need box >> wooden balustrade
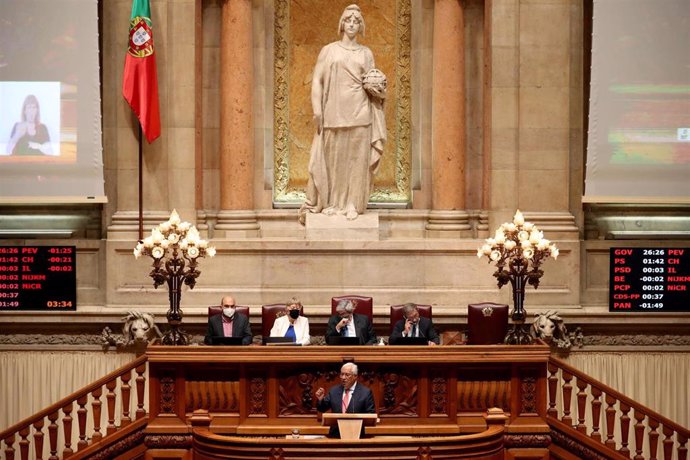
[2,349,686,460]
[548,356,689,460]
[0,356,148,460]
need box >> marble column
[427,0,470,237]
[216,0,259,237]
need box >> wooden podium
[322,413,378,440]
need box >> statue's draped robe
[301,42,386,220]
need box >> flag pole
[123,0,160,240]
[138,124,144,241]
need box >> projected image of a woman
[5,95,55,156]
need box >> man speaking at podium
[315,362,376,438]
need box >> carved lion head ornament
[122,311,162,346]
[531,310,572,350]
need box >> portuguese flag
[122,0,161,143]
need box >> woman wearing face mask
[269,298,311,346]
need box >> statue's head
[338,4,365,37]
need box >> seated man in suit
[325,299,377,345]
[269,297,311,345]
[315,362,376,438]
[204,295,253,345]
[389,303,440,345]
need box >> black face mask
[289,309,300,319]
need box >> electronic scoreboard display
[610,248,690,312]
[0,246,76,311]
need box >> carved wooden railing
[0,355,148,460]
[547,356,689,460]
[189,407,509,460]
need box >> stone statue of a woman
[299,4,387,223]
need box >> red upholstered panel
[466,303,509,345]
[331,295,373,323]
[261,303,304,337]
[389,304,432,332]
[208,306,250,318]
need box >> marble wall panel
[491,128,518,170]
[518,169,568,211]
[518,128,569,170]
[519,44,569,88]
[518,87,570,129]
[492,87,518,129]
[492,46,519,88]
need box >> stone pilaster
[217,0,258,237]
[428,0,469,237]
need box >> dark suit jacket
[316,383,376,437]
[204,313,253,345]
[389,316,440,345]
[325,313,377,345]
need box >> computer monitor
[326,336,360,346]
[389,337,428,346]
[209,336,245,346]
[262,336,299,345]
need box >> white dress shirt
[343,317,356,337]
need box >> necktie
[341,325,348,337]
[411,323,417,337]
[342,389,350,413]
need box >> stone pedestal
[305,213,379,240]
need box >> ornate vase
[505,272,533,345]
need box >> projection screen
[584,0,690,204]
[0,0,106,203]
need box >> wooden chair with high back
[389,304,432,333]
[261,303,305,337]
[466,303,509,345]
[331,295,373,323]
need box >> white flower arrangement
[133,209,215,290]
[133,210,215,345]
[133,209,215,263]
[478,210,558,290]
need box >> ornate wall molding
[89,427,146,460]
[278,372,318,416]
[250,377,267,415]
[2,331,689,348]
[0,334,103,345]
[144,434,193,449]
[379,372,418,416]
[430,376,448,415]
[503,434,551,448]
[581,334,690,346]
[550,427,608,460]
[273,0,291,201]
[160,376,176,414]
[520,375,537,415]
